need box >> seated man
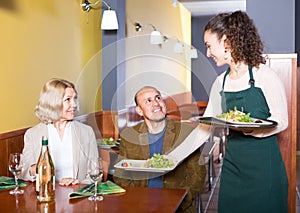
[113,86,206,213]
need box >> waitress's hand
[59,178,80,186]
[229,127,253,134]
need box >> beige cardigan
[20,121,98,183]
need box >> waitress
[202,11,288,213]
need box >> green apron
[218,66,288,213]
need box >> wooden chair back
[98,149,110,182]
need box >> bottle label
[53,176,56,190]
[36,173,39,193]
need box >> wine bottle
[36,136,55,202]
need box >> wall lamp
[134,22,163,45]
[81,0,119,30]
[174,40,198,58]
[174,40,184,53]
[172,0,178,7]
[133,22,198,58]
[189,48,198,59]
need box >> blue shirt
[147,127,166,188]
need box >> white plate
[198,117,277,128]
[114,159,177,173]
[214,116,273,125]
[98,144,116,149]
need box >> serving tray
[198,117,277,128]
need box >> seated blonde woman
[20,78,98,186]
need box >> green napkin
[0,176,27,190]
[68,180,126,199]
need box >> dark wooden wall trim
[297,67,300,150]
[0,128,28,140]
[0,128,28,177]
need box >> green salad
[216,106,254,123]
[143,154,174,168]
[98,137,116,146]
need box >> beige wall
[0,0,102,133]
[0,0,192,132]
[125,0,192,106]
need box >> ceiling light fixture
[81,0,119,30]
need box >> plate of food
[114,154,177,172]
[198,107,277,128]
[97,138,120,148]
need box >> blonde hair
[35,78,77,124]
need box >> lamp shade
[190,48,198,58]
[172,0,178,7]
[150,30,163,44]
[174,41,184,53]
[101,10,119,30]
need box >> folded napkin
[0,176,27,190]
[68,180,125,199]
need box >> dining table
[0,181,187,212]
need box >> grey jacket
[20,121,98,183]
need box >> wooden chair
[193,101,208,116]
[100,158,109,182]
[166,110,193,121]
[178,103,200,117]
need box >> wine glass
[87,158,104,201]
[8,153,24,195]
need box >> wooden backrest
[265,54,297,213]
[98,149,110,182]
[193,101,208,116]
[0,128,27,177]
[178,103,199,116]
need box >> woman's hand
[29,164,37,177]
[59,178,80,186]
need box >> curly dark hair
[204,11,265,67]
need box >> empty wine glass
[87,158,104,201]
[8,153,24,195]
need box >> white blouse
[205,64,288,137]
[48,122,74,181]
[168,64,288,164]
